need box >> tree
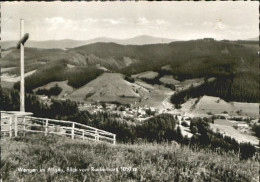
[176,126,183,142]
[191,126,198,134]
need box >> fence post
[9,117,12,138]
[82,130,85,140]
[23,117,26,136]
[95,130,99,142]
[71,122,75,139]
[14,116,18,137]
[113,134,116,145]
[45,119,49,136]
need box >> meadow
[1,134,259,182]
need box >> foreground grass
[1,134,259,182]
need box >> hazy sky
[1,1,258,41]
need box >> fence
[1,113,116,145]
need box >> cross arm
[17,33,29,49]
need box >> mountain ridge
[1,35,178,49]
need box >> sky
[1,1,258,41]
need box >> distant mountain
[1,35,177,49]
[1,39,88,50]
[116,35,176,45]
[245,36,259,41]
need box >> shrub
[239,142,256,160]
[36,84,62,96]
[181,121,189,127]
[251,123,260,138]
[191,126,198,134]
[125,76,135,83]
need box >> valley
[1,38,259,147]
[1,3,259,182]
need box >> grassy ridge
[1,134,259,182]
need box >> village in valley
[35,83,259,146]
[1,2,259,182]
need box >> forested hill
[3,39,258,76]
[72,39,258,77]
[2,39,259,103]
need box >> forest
[171,71,259,106]
[13,59,104,91]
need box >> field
[210,123,259,145]
[0,81,15,89]
[1,134,259,182]
[188,95,259,117]
[175,78,205,90]
[1,70,36,83]
[134,81,174,110]
[213,119,236,126]
[159,75,180,85]
[33,80,74,98]
[132,71,159,79]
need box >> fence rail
[1,113,116,145]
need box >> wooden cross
[16,19,29,112]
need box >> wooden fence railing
[1,114,116,145]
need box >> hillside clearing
[210,124,259,145]
[189,95,259,117]
[176,78,205,90]
[159,75,180,85]
[66,73,146,103]
[33,80,74,98]
[132,71,158,79]
[1,70,36,82]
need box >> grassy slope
[33,80,74,98]
[66,73,141,103]
[1,134,259,182]
[191,95,259,117]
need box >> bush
[239,142,256,160]
[181,121,189,127]
[191,126,198,134]
[125,76,135,83]
[165,84,176,90]
[36,84,62,96]
[252,123,260,138]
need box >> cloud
[82,18,98,24]
[45,17,65,24]
[184,22,194,27]
[214,21,228,30]
[137,17,149,25]
[155,19,170,26]
[102,19,119,25]
[202,21,214,27]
